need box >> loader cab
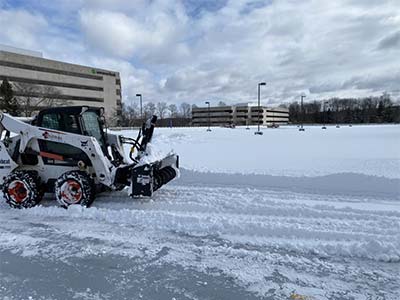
[36,106,107,145]
[35,106,109,163]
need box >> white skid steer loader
[0,106,179,208]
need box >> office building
[0,47,122,121]
[192,103,289,127]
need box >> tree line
[118,101,192,127]
[284,94,400,124]
[1,78,399,126]
[117,100,232,127]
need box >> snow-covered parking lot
[1,125,399,299]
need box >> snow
[143,124,400,178]
[0,124,399,300]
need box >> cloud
[80,10,141,58]
[0,9,47,50]
[377,31,400,50]
[182,0,228,17]
[1,0,400,106]
[343,71,400,91]
[309,71,400,94]
[79,1,190,64]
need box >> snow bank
[176,169,400,200]
[114,125,400,179]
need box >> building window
[116,89,121,96]
[0,60,103,80]
[116,79,121,85]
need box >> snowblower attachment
[130,153,178,197]
[124,115,179,197]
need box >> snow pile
[137,142,172,165]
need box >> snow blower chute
[0,106,179,208]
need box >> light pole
[136,94,143,121]
[299,95,306,131]
[322,101,327,129]
[205,101,211,131]
[255,82,266,135]
[336,104,340,128]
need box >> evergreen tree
[0,79,19,116]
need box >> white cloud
[80,10,141,58]
[1,0,399,106]
[79,1,190,63]
[0,9,47,50]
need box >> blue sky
[0,0,399,106]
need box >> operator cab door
[80,110,107,150]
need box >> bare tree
[156,101,168,119]
[115,102,140,127]
[13,83,37,117]
[39,86,64,107]
[144,102,156,119]
[180,102,191,118]
[168,104,178,117]
[14,83,65,117]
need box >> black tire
[55,171,94,208]
[2,171,42,209]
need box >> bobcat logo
[80,140,88,147]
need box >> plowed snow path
[1,179,399,299]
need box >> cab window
[81,111,104,147]
[64,114,80,134]
[41,113,62,130]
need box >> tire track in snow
[0,182,399,299]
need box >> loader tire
[55,171,94,208]
[2,171,43,209]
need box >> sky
[0,0,399,106]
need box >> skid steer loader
[0,106,179,209]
